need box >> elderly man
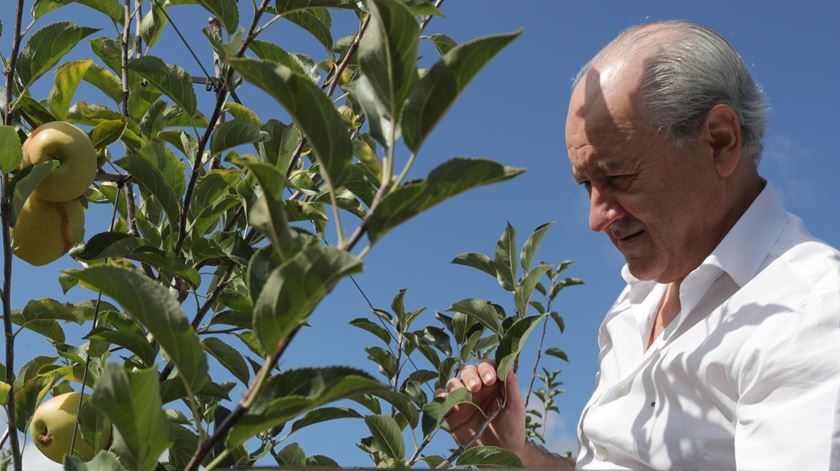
[441,20,840,470]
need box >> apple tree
[0,0,580,469]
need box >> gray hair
[573,21,768,164]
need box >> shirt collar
[620,182,789,289]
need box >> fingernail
[484,373,493,382]
[467,379,477,389]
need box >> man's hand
[435,360,527,456]
[437,360,576,469]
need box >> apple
[12,195,84,266]
[29,392,111,463]
[22,121,97,203]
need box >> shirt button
[616,384,627,395]
[596,445,609,460]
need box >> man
[440,20,840,470]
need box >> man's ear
[702,104,742,177]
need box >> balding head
[572,21,767,164]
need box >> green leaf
[494,314,546,383]
[421,387,471,437]
[515,264,551,315]
[275,442,306,466]
[227,366,384,447]
[402,30,521,153]
[16,22,99,90]
[447,298,501,335]
[195,0,239,34]
[426,33,457,56]
[286,10,332,53]
[210,119,267,155]
[249,39,319,82]
[368,158,525,242]
[358,0,418,130]
[274,0,356,14]
[365,415,405,460]
[254,245,362,351]
[451,252,496,278]
[456,445,524,468]
[87,327,157,367]
[89,118,127,149]
[349,317,392,344]
[290,406,362,433]
[48,58,93,119]
[16,96,58,127]
[19,298,84,324]
[203,337,250,384]
[32,0,122,23]
[346,75,393,148]
[494,222,517,292]
[11,160,59,226]
[227,57,352,187]
[0,126,22,173]
[92,364,171,471]
[83,63,122,104]
[117,154,181,230]
[126,56,196,116]
[139,2,167,48]
[521,222,554,272]
[369,389,419,428]
[550,311,565,334]
[66,266,209,392]
[75,232,200,287]
[545,347,569,362]
[64,451,127,471]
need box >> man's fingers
[446,377,466,392]
[434,388,447,399]
[459,364,482,392]
[478,360,497,385]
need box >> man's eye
[609,174,636,189]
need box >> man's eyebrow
[571,158,631,180]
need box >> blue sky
[4,0,840,468]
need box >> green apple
[12,195,84,266]
[29,392,111,463]
[22,121,97,202]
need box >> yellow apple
[22,121,97,202]
[30,392,111,463]
[12,195,84,266]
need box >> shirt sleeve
[733,292,840,470]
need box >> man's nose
[589,186,625,232]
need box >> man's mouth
[615,230,644,245]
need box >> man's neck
[646,280,682,351]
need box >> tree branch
[2,1,28,469]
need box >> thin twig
[420,0,445,31]
[436,399,503,469]
[525,289,554,409]
[159,267,234,382]
[285,14,370,177]
[174,0,272,255]
[120,0,131,116]
[134,0,143,57]
[2,2,28,469]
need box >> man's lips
[613,229,644,245]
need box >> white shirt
[575,184,840,470]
